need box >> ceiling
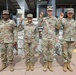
[0,0,20,13]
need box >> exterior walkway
[0,52,76,75]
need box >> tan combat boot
[63,63,67,72]
[9,64,14,72]
[30,63,34,71]
[43,62,48,72]
[67,63,73,72]
[48,62,54,72]
[0,63,6,71]
[26,63,30,71]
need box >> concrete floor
[0,52,76,75]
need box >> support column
[6,0,8,10]
[37,0,39,19]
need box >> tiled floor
[0,53,76,75]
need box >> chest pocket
[45,19,55,31]
[24,26,36,34]
[64,21,74,34]
[4,23,13,32]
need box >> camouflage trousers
[62,41,74,63]
[0,43,14,64]
[41,38,55,63]
[23,40,37,64]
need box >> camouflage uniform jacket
[56,18,76,41]
[0,19,17,43]
[18,22,39,43]
[42,16,57,40]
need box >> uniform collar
[67,18,74,21]
[48,15,53,18]
[2,19,10,23]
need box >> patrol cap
[27,14,33,18]
[47,6,53,11]
[2,10,9,15]
[67,8,74,14]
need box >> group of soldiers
[0,5,76,72]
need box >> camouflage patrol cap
[47,6,53,11]
[27,14,33,18]
[2,10,9,15]
[67,8,74,14]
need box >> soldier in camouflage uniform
[41,6,57,72]
[0,10,17,72]
[18,14,39,71]
[56,8,76,72]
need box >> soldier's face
[67,13,74,18]
[3,14,9,20]
[27,17,32,23]
[47,10,53,16]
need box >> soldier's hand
[13,42,17,47]
[60,13,64,19]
